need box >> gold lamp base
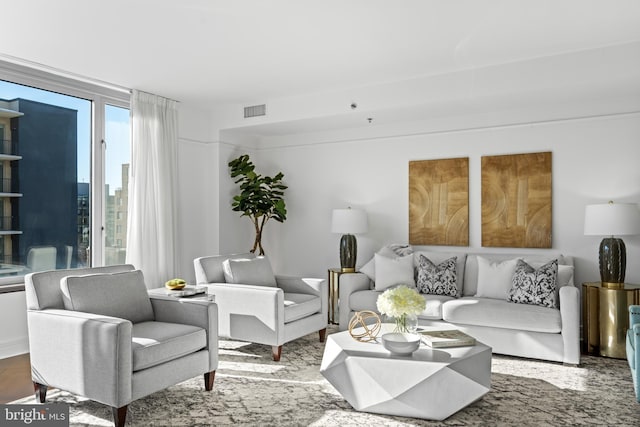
[582,282,640,359]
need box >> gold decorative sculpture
[348,310,382,342]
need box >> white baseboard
[0,337,29,359]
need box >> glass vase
[393,313,418,333]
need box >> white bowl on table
[381,332,421,356]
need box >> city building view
[0,95,128,275]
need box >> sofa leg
[33,382,47,403]
[272,345,282,361]
[319,328,327,343]
[112,405,128,427]
[204,370,216,391]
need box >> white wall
[0,291,28,358]
[174,103,220,282]
[250,113,640,289]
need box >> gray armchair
[194,253,327,361]
[25,265,218,427]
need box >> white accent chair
[64,245,73,268]
[194,253,327,361]
[26,246,57,272]
[25,265,219,427]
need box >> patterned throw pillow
[508,259,558,308]
[416,255,457,297]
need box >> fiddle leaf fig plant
[228,154,287,255]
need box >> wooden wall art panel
[409,157,469,246]
[481,151,552,248]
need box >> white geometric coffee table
[320,328,491,420]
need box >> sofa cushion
[131,321,206,371]
[463,253,566,297]
[349,290,381,312]
[475,257,520,300]
[283,292,321,323]
[418,294,456,320]
[359,244,413,284]
[359,246,394,281]
[373,252,415,291]
[222,256,277,287]
[350,290,451,320]
[442,297,562,333]
[531,262,574,303]
[60,270,155,324]
[416,255,458,297]
[508,259,558,308]
[413,251,466,296]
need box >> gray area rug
[13,327,640,426]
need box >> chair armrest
[27,309,132,407]
[276,275,325,296]
[559,285,580,365]
[276,275,328,328]
[149,297,219,371]
[338,273,371,331]
[630,305,640,327]
[203,283,284,343]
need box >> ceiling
[2,1,640,130]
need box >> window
[0,61,129,286]
[105,105,130,266]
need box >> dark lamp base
[599,237,626,284]
[339,234,357,272]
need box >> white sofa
[339,250,580,365]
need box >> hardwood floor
[0,353,34,403]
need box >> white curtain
[126,90,178,288]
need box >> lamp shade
[584,202,640,236]
[331,208,368,234]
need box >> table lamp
[332,208,368,273]
[584,201,640,285]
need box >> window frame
[0,59,130,287]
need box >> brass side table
[328,268,354,325]
[582,282,640,358]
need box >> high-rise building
[105,163,128,265]
[0,98,78,269]
[77,182,89,267]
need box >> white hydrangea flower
[376,285,426,318]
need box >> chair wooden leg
[272,345,282,361]
[33,382,47,403]
[319,328,327,343]
[204,370,216,391]
[112,405,128,427]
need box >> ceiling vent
[244,104,266,118]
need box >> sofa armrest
[149,297,219,371]
[338,273,371,331]
[203,283,284,343]
[630,305,640,327]
[27,309,132,407]
[559,285,580,364]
